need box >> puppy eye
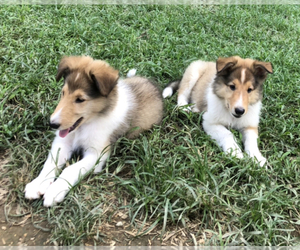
[75,98,85,103]
[62,91,65,96]
[247,88,253,93]
[229,85,236,91]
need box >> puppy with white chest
[25,56,163,207]
[163,56,273,167]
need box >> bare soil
[0,204,52,246]
[0,149,51,246]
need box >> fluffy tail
[162,80,181,98]
[127,69,137,78]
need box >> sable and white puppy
[25,56,163,206]
[163,56,273,166]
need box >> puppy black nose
[235,107,245,116]
[49,122,60,129]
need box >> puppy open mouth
[59,117,83,138]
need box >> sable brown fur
[52,55,163,140]
[121,76,164,138]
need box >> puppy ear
[56,57,71,82]
[253,61,273,81]
[216,57,238,75]
[89,61,119,96]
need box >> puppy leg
[43,144,110,207]
[25,134,73,200]
[43,153,97,206]
[93,147,110,173]
[177,60,207,109]
[242,127,266,167]
[203,121,243,159]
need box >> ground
[0,201,201,246]
[2,5,300,246]
[0,204,52,246]
[0,150,51,246]
[0,150,204,246]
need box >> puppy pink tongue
[59,128,70,138]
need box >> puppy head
[50,56,119,138]
[214,56,273,118]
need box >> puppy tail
[162,80,181,99]
[127,69,137,78]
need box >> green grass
[1,4,300,246]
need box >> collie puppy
[25,56,163,206]
[163,56,273,167]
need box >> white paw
[192,106,200,113]
[127,68,136,77]
[24,179,42,200]
[43,179,71,207]
[232,149,244,159]
[224,143,243,159]
[38,178,55,195]
[162,87,173,98]
[177,104,192,113]
[255,155,267,167]
[93,166,103,174]
[25,176,54,200]
[246,149,267,167]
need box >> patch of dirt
[0,204,52,246]
[83,211,206,246]
[0,149,53,246]
[0,150,9,204]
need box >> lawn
[0,4,300,246]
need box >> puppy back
[122,76,163,138]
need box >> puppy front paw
[233,149,244,159]
[246,149,267,167]
[255,155,267,167]
[225,146,243,159]
[43,179,70,207]
[25,179,42,200]
[25,177,54,200]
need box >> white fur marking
[241,69,246,84]
[75,73,80,82]
[127,69,137,77]
[177,95,189,107]
[162,87,173,98]
[50,108,62,124]
[235,94,243,108]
